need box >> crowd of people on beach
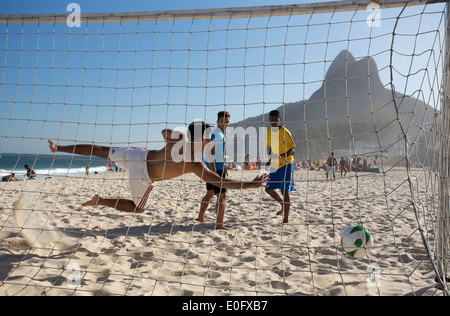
[226,153,381,182]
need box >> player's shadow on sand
[68,221,215,240]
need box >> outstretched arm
[187,161,268,189]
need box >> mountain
[240,50,434,158]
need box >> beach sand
[0,167,441,296]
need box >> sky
[0,0,447,154]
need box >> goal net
[0,0,448,296]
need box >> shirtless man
[24,165,36,180]
[339,157,347,177]
[48,121,267,229]
[326,152,338,181]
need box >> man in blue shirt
[197,111,230,230]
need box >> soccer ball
[341,225,373,258]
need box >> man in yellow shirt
[266,110,296,223]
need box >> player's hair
[217,111,230,120]
[269,110,280,117]
[188,121,212,143]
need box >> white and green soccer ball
[341,225,373,258]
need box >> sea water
[0,153,108,180]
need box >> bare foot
[48,140,58,153]
[216,225,229,230]
[82,195,102,207]
[196,217,210,223]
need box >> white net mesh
[0,0,448,296]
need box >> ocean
[0,153,108,180]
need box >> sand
[0,167,442,296]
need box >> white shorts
[109,147,155,209]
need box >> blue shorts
[267,163,296,192]
[326,166,336,175]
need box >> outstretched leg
[82,195,145,213]
[49,140,110,160]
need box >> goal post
[0,0,449,296]
[0,0,446,23]
[437,2,450,290]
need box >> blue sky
[0,0,447,154]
